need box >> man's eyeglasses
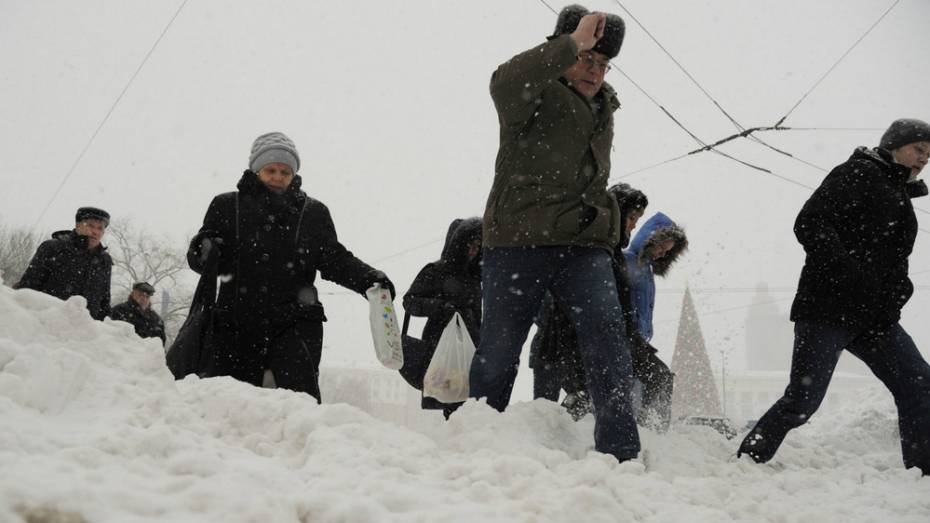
[578,53,611,73]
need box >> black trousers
[212,319,324,403]
[742,321,930,471]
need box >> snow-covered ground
[1,285,927,523]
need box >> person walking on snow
[738,118,930,476]
[401,217,483,418]
[187,132,395,402]
[469,5,641,463]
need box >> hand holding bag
[423,312,476,403]
[366,284,404,370]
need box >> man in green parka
[469,4,640,463]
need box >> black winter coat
[188,172,380,334]
[110,298,166,345]
[790,147,917,327]
[15,230,112,320]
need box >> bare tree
[0,221,42,287]
[106,219,194,343]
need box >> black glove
[194,230,223,260]
[368,270,396,300]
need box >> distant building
[744,282,868,375]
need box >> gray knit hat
[879,119,930,152]
[249,132,300,173]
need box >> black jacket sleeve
[96,262,112,320]
[14,240,57,291]
[187,194,232,275]
[794,164,871,278]
[312,204,379,296]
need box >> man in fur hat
[739,118,930,475]
[470,5,640,462]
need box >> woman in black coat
[187,132,394,402]
[400,217,483,415]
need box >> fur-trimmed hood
[628,212,688,277]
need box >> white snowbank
[1,285,927,523]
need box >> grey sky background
[2,0,928,400]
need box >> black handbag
[165,247,220,379]
[398,312,431,390]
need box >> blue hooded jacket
[623,212,688,341]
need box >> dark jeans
[741,321,930,470]
[469,247,640,460]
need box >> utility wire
[371,237,444,264]
[774,0,900,127]
[609,0,746,134]
[31,0,191,231]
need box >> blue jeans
[741,321,930,470]
[469,246,640,460]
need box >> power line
[774,0,900,127]
[608,0,745,134]
[371,236,444,264]
[31,0,191,231]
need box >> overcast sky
[2,0,928,398]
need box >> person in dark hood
[471,5,641,463]
[531,184,676,431]
[187,132,395,402]
[401,217,483,417]
[110,282,166,346]
[738,118,930,476]
[15,207,113,320]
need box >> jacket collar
[236,170,305,199]
[52,229,107,254]
[853,147,911,185]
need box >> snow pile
[1,285,927,523]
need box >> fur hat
[550,4,625,59]
[249,132,300,173]
[879,118,930,152]
[75,206,110,226]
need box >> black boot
[737,427,787,464]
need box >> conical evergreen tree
[670,287,722,419]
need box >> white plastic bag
[366,285,404,370]
[423,312,476,403]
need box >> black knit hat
[132,282,156,296]
[608,182,648,248]
[608,182,648,215]
[75,206,110,227]
[550,4,625,59]
[879,118,930,152]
